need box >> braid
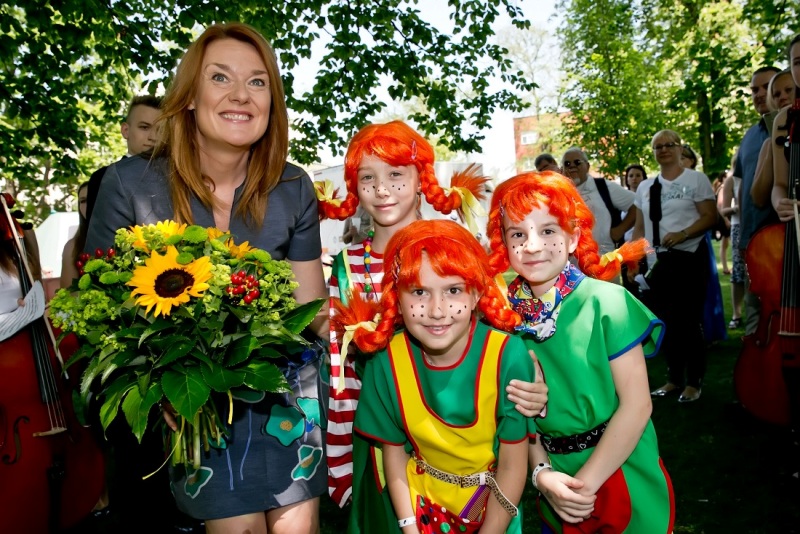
[420,163,462,214]
[317,190,359,221]
[478,282,521,332]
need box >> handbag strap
[649,177,663,247]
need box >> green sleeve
[595,281,664,359]
[496,333,536,442]
[353,350,408,446]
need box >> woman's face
[626,168,644,192]
[792,42,800,90]
[191,38,271,152]
[772,74,796,110]
[78,186,88,219]
[653,136,682,168]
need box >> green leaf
[139,318,176,347]
[161,367,211,422]
[98,375,137,432]
[226,334,258,367]
[158,338,197,367]
[202,362,246,392]
[243,361,290,393]
[282,298,325,334]
[121,381,163,443]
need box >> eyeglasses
[653,142,679,151]
[563,159,585,168]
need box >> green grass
[320,238,800,533]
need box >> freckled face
[356,154,420,231]
[399,254,478,361]
[503,206,579,297]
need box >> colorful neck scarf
[507,262,585,341]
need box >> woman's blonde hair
[156,22,289,227]
[766,69,793,112]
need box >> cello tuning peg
[11,209,24,219]
[20,222,33,230]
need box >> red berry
[79,252,90,262]
[234,286,246,295]
[75,260,84,269]
[249,289,260,299]
[246,274,256,283]
[238,270,246,278]
[106,248,115,258]
[95,248,104,258]
[243,294,254,304]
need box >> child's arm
[505,349,548,417]
[529,438,596,522]
[572,344,652,495]
[383,444,416,533]
[480,440,528,534]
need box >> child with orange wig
[317,121,547,533]
[334,219,535,534]
[486,171,674,534]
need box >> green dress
[355,320,536,533]
[518,277,674,533]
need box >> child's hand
[537,470,596,523]
[507,350,548,417]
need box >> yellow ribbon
[599,249,624,267]
[447,186,486,235]
[336,315,380,393]
[314,179,342,207]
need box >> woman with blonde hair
[631,130,717,403]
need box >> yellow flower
[128,246,212,317]
[131,221,188,252]
[207,227,251,259]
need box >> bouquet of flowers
[50,221,323,470]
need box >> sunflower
[128,246,212,317]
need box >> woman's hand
[536,469,596,523]
[507,350,548,417]
[775,197,800,223]
[660,230,689,248]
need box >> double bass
[0,194,105,532]
[734,100,800,427]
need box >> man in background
[734,66,780,335]
[85,95,162,222]
[561,147,636,256]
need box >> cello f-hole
[1,416,29,465]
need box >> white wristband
[398,516,417,528]
[532,461,553,489]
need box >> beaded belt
[540,420,609,455]
[412,455,518,517]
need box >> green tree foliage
[555,0,798,178]
[0,0,534,222]
[557,0,665,179]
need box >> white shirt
[634,169,716,266]
[575,177,635,254]
[0,268,22,314]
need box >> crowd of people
[2,20,799,534]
